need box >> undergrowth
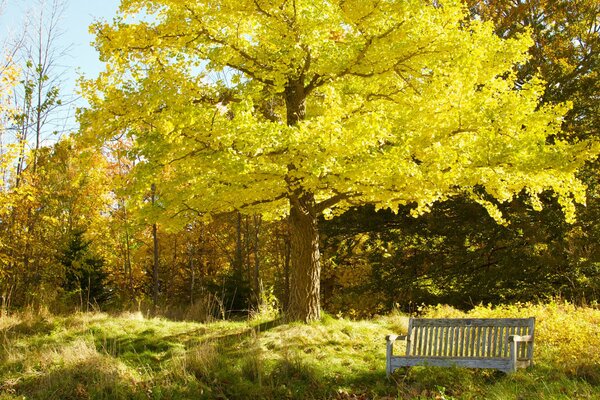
[0,302,598,399]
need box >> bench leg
[386,340,393,378]
[508,341,517,373]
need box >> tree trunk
[151,184,159,315]
[285,80,306,126]
[287,191,321,322]
[121,200,135,303]
[190,257,195,306]
[284,79,322,322]
[152,222,159,314]
[253,214,262,307]
[282,223,291,310]
[234,211,244,273]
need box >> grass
[0,302,598,399]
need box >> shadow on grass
[5,317,402,399]
[14,358,142,400]
[88,318,286,368]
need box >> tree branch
[316,192,353,213]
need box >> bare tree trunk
[234,211,243,273]
[151,184,159,315]
[117,150,135,304]
[253,214,262,306]
[124,213,134,300]
[190,257,195,306]
[287,191,321,322]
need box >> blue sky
[1,0,120,80]
[1,0,121,132]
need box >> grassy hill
[0,302,599,399]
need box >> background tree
[0,7,21,313]
[467,0,599,139]
[12,0,73,176]
[319,0,600,316]
[82,0,598,322]
[0,0,81,310]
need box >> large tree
[81,0,597,322]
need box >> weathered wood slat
[502,326,508,358]
[445,327,450,356]
[527,318,535,363]
[428,326,433,356]
[466,326,472,357]
[411,318,534,327]
[405,318,413,357]
[486,327,491,356]
[459,326,465,357]
[476,326,482,357]
[390,356,513,371]
[492,326,499,357]
[453,326,458,357]
[389,356,532,372]
[386,317,535,377]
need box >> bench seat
[386,317,535,376]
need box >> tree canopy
[81,0,598,321]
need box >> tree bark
[252,214,262,307]
[284,79,322,322]
[287,191,321,322]
[285,80,306,126]
[282,223,291,311]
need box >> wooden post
[508,336,518,373]
[386,335,397,378]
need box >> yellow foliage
[0,55,19,140]
[81,0,599,226]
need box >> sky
[0,0,121,132]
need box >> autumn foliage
[0,0,598,323]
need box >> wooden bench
[386,317,535,376]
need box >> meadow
[0,302,599,399]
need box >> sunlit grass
[0,302,598,399]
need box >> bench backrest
[405,318,535,359]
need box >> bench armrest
[508,335,533,343]
[386,334,408,378]
[386,334,407,342]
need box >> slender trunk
[234,211,243,273]
[245,216,252,280]
[119,178,134,302]
[33,63,42,173]
[253,214,262,306]
[125,224,134,299]
[283,224,291,310]
[15,82,31,188]
[87,276,91,312]
[152,222,159,313]
[287,191,321,322]
[190,257,195,306]
[151,184,159,315]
